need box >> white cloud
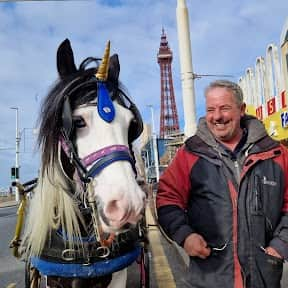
[0,0,287,188]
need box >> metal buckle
[96,246,110,258]
[61,249,76,261]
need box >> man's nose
[213,109,222,120]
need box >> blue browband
[30,245,141,278]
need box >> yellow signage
[245,104,256,117]
[245,104,288,141]
[263,109,288,140]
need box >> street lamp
[10,107,20,202]
[147,105,160,182]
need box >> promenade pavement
[0,200,18,208]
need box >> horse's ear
[108,54,120,82]
[57,39,77,78]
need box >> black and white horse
[21,39,147,288]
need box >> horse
[20,39,147,288]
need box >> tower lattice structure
[157,28,180,138]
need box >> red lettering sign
[281,90,287,108]
[267,98,276,116]
[256,106,263,120]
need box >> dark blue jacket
[157,116,288,288]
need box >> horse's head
[38,39,146,233]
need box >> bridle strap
[82,145,130,166]
[60,131,88,181]
[86,149,135,178]
[60,134,136,182]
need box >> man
[156,80,288,288]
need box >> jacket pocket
[255,247,283,288]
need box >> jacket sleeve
[156,146,198,246]
[269,145,288,259]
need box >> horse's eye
[73,116,86,128]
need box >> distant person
[156,80,288,287]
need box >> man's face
[205,87,246,143]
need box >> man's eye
[73,116,86,128]
[221,107,231,111]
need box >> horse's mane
[22,160,84,257]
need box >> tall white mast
[176,0,197,138]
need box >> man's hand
[265,246,283,259]
[183,233,211,259]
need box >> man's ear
[241,102,246,116]
[108,54,120,82]
[57,39,77,78]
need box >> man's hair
[205,80,244,107]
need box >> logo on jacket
[262,176,277,186]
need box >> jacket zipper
[234,160,241,185]
[233,160,246,287]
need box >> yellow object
[245,103,288,141]
[245,104,256,117]
[9,197,26,258]
[95,41,111,81]
[9,182,27,258]
[262,109,288,141]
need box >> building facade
[239,18,288,142]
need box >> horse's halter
[60,131,137,183]
[58,42,144,257]
[60,85,142,182]
[59,41,143,182]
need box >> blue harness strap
[30,246,141,278]
[87,150,135,178]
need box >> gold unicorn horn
[96,40,110,81]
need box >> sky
[0,0,287,189]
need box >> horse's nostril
[105,199,128,222]
[122,223,133,230]
[106,200,119,215]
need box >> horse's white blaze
[74,101,146,231]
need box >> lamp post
[22,127,35,153]
[147,105,160,182]
[10,107,20,202]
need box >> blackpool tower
[157,28,180,138]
